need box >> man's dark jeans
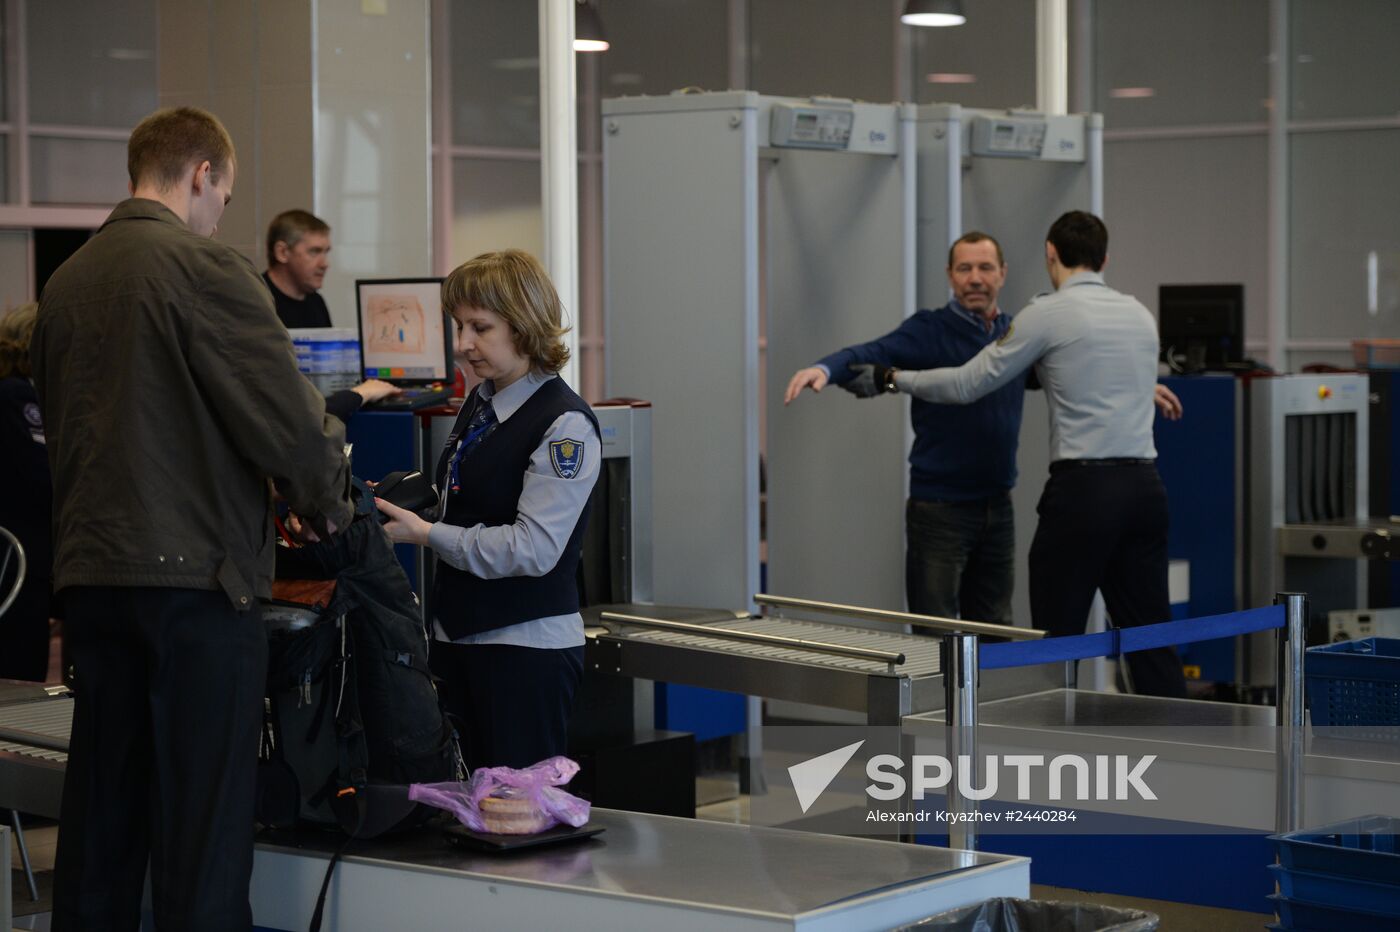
[905,493,1014,625]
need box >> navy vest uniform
[432,377,599,639]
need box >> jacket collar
[101,197,190,233]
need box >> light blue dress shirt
[894,272,1160,462]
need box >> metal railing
[0,525,27,619]
[939,592,1307,851]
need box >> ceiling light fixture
[902,0,967,27]
[575,1,610,53]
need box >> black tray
[443,820,605,853]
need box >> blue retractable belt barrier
[979,631,1119,670]
[980,604,1285,671]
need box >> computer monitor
[354,278,452,385]
[1158,284,1245,372]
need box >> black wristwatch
[883,367,899,394]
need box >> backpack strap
[308,835,354,932]
[329,641,370,835]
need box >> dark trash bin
[899,897,1159,931]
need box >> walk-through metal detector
[916,105,1103,628]
[603,91,915,614]
[603,96,1103,641]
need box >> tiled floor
[9,823,56,874]
[1030,884,1272,931]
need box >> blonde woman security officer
[376,250,600,771]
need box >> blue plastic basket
[1268,865,1400,917]
[1270,815,1400,885]
[1268,894,1399,932]
[1305,638,1400,739]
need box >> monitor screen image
[355,278,452,384]
[1158,283,1244,372]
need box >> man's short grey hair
[265,209,330,266]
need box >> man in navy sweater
[785,231,1020,624]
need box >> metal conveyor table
[251,809,1029,931]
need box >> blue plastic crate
[1305,638,1400,739]
[1268,894,1399,932]
[1271,815,1400,885]
[1268,865,1400,917]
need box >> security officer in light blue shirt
[376,250,600,770]
[851,212,1188,698]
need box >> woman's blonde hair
[0,303,38,379]
[441,250,571,374]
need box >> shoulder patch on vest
[549,438,585,479]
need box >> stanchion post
[942,633,979,851]
[1274,592,1307,834]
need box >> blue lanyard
[448,416,494,492]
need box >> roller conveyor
[0,685,71,818]
[0,698,73,758]
[586,604,1059,724]
[611,615,943,675]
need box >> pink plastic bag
[409,756,591,834]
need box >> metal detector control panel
[970,113,1086,162]
[770,101,854,150]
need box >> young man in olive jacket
[32,107,353,931]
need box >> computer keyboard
[372,387,453,410]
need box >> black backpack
[258,509,461,839]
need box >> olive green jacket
[32,198,352,609]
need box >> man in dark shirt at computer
[263,209,398,420]
[264,209,335,327]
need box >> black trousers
[430,640,584,772]
[1028,462,1188,698]
[52,586,266,932]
